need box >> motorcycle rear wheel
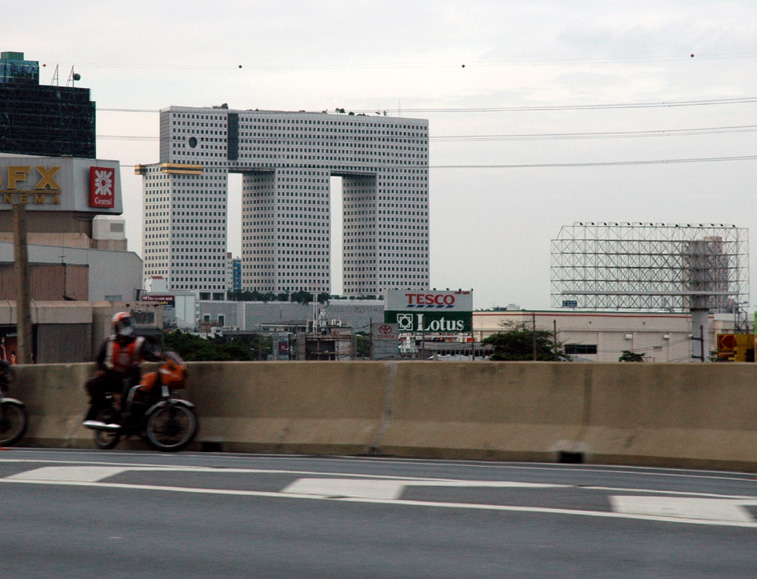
[0,400,28,446]
[93,407,122,450]
[145,403,198,452]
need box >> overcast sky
[7,1,757,310]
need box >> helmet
[112,312,135,338]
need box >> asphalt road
[1,449,755,578]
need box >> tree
[162,330,272,361]
[228,290,277,302]
[481,321,567,361]
[355,333,371,358]
[619,350,645,362]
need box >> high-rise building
[226,253,241,293]
[139,106,429,298]
[0,51,96,158]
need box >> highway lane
[1,449,755,578]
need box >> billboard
[0,155,122,214]
[384,290,473,333]
[371,322,400,360]
[89,167,116,208]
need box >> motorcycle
[0,360,28,447]
[84,351,198,452]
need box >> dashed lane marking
[3,466,757,528]
[6,466,129,483]
[611,495,757,524]
[281,478,566,500]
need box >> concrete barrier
[186,361,389,454]
[7,361,757,472]
[581,363,757,471]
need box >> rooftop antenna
[50,64,59,86]
[66,66,81,87]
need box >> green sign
[384,311,472,333]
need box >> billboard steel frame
[550,222,749,314]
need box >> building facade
[139,106,429,299]
[473,310,741,363]
[0,51,96,159]
[226,253,241,293]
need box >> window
[565,344,598,355]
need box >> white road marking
[611,496,757,523]
[283,479,407,499]
[3,477,756,528]
[2,464,756,528]
[6,466,129,482]
[282,478,567,500]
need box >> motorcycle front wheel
[93,406,121,450]
[145,403,198,452]
[0,400,28,446]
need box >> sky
[7,1,757,310]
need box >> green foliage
[227,290,330,304]
[162,330,272,362]
[355,334,371,358]
[619,350,645,362]
[228,290,277,302]
[481,321,567,361]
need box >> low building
[473,310,742,363]
[0,300,162,364]
[192,299,739,363]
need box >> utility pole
[553,320,558,361]
[13,204,33,364]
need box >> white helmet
[112,312,135,338]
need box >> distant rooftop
[0,51,39,85]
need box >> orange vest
[104,336,144,373]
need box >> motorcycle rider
[83,312,160,429]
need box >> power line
[429,156,757,169]
[96,96,757,116]
[399,97,757,114]
[116,155,757,170]
[432,125,757,141]
[98,123,757,144]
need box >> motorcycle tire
[93,407,121,450]
[0,400,28,447]
[145,403,198,452]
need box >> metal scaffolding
[550,222,749,314]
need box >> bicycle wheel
[1,401,28,447]
[145,403,197,452]
[93,406,121,450]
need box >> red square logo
[89,167,116,208]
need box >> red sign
[89,167,116,208]
[141,294,175,306]
[374,324,398,341]
[405,293,457,306]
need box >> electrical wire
[97,123,757,143]
[95,95,757,115]
[115,155,757,169]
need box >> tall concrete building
[139,106,429,299]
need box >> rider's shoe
[83,420,106,429]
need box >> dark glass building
[0,51,95,158]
